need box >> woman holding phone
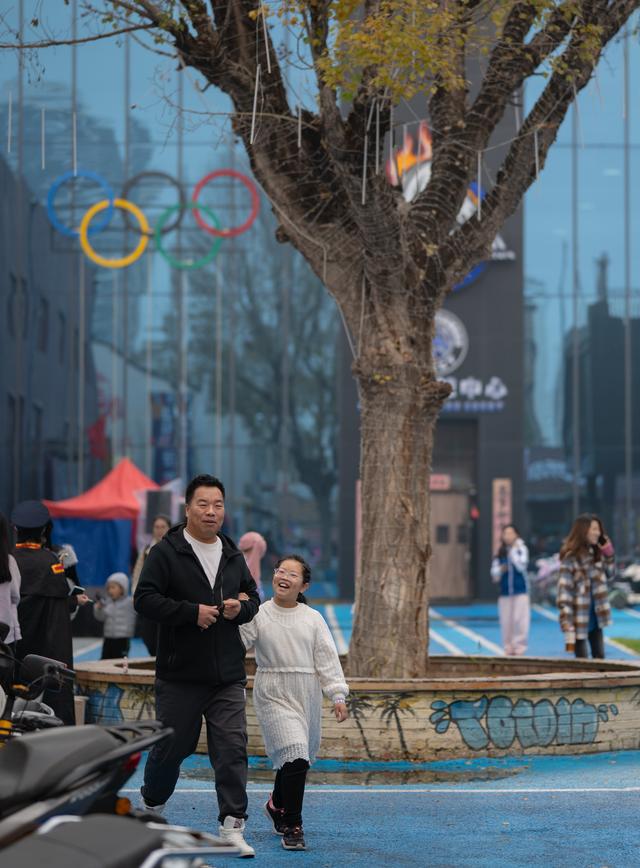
[557,514,615,658]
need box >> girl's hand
[222,598,242,619]
[334,702,348,723]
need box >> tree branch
[0,21,156,49]
[439,0,640,288]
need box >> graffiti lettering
[429,696,618,751]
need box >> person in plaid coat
[557,514,615,659]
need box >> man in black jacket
[134,474,260,857]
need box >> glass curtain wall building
[0,5,638,593]
[0,2,340,580]
[524,29,640,562]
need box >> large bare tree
[12,1,639,677]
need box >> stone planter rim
[74,654,640,692]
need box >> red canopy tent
[44,458,158,586]
[44,457,158,520]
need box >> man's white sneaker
[141,797,166,816]
[219,816,255,858]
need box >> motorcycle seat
[0,725,118,812]
[0,814,164,868]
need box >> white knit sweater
[240,600,348,768]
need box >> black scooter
[0,622,70,740]
[0,719,174,846]
[0,624,174,848]
[1,814,240,866]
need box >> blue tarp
[52,518,132,587]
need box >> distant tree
[158,210,340,568]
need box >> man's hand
[334,702,348,723]
[197,604,219,629]
[222,598,242,620]
[76,594,91,606]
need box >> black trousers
[142,679,248,822]
[272,758,310,827]
[101,637,131,659]
[575,628,605,659]
[44,682,76,726]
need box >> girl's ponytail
[297,592,308,605]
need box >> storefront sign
[430,474,452,491]
[492,478,513,554]
[441,375,509,413]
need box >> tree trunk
[347,345,450,678]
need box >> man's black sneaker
[281,825,306,851]
[263,797,285,835]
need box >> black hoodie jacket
[134,525,260,686]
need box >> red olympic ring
[191,169,260,239]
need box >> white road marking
[531,603,558,622]
[429,608,504,656]
[324,604,349,655]
[429,627,464,656]
[72,639,104,659]
[122,786,640,795]
[532,603,640,657]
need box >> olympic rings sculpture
[47,168,260,270]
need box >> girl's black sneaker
[264,796,285,835]
[281,826,306,851]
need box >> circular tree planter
[75,655,640,761]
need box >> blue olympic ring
[47,169,115,238]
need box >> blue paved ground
[121,751,640,866]
[73,605,640,865]
[74,601,640,663]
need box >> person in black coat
[134,474,260,857]
[12,500,89,725]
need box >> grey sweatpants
[141,678,248,822]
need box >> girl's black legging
[575,628,605,659]
[272,758,309,827]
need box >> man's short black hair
[185,474,226,504]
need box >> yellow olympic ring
[79,198,150,269]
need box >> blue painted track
[120,751,640,866]
[73,604,640,865]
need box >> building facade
[0,8,638,593]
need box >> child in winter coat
[239,554,349,852]
[491,525,530,655]
[93,572,136,659]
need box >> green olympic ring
[154,201,224,271]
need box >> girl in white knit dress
[239,554,348,852]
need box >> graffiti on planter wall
[429,696,619,751]
[80,683,125,725]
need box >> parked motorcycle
[0,718,173,847]
[1,813,239,867]
[0,622,75,742]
